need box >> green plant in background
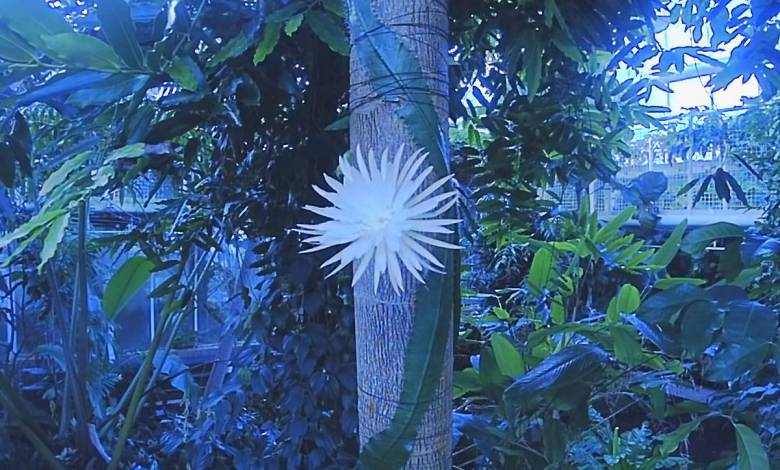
[455,205,778,468]
[0,0,780,469]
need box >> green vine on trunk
[348,1,455,468]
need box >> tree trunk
[349,1,452,468]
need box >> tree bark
[349,1,452,468]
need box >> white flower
[298,145,461,293]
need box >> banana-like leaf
[504,344,608,405]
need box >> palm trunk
[349,1,452,468]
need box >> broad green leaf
[253,24,281,65]
[305,10,349,56]
[37,213,70,273]
[660,419,701,455]
[609,326,643,365]
[652,219,687,268]
[595,206,636,244]
[638,284,710,324]
[102,256,155,319]
[680,299,719,357]
[167,55,204,92]
[41,33,124,72]
[654,277,706,290]
[528,248,554,296]
[735,423,770,470]
[491,334,524,377]
[41,152,90,196]
[681,222,744,257]
[478,344,505,387]
[96,0,145,69]
[209,33,253,69]
[453,368,481,398]
[723,300,776,345]
[543,415,567,465]
[551,294,565,324]
[0,25,38,63]
[322,0,345,17]
[66,74,149,109]
[616,284,640,314]
[492,306,510,320]
[524,36,543,102]
[606,297,619,323]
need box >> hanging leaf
[96,0,146,69]
[41,152,91,196]
[734,423,770,470]
[677,177,700,196]
[102,256,155,319]
[713,168,731,202]
[625,171,668,204]
[691,175,712,208]
[37,212,70,273]
[253,24,281,65]
[524,36,543,102]
[167,55,204,92]
[724,170,750,207]
[305,10,349,56]
[0,209,67,251]
[0,141,14,188]
[284,14,304,36]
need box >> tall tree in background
[347,0,454,468]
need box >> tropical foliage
[0,0,779,469]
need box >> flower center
[364,207,396,232]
